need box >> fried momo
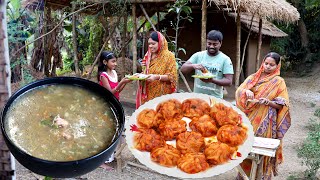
[217,125,247,147]
[182,98,210,118]
[134,128,165,152]
[158,120,187,141]
[137,109,157,128]
[210,103,240,127]
[189,115,218,137]
[176,131,205,154]
[177,152,209,174]
[204,142,236,165]
[151,144,181,167]
[156,99,183,121]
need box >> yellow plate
[192,74,215,79]
[125,74,150,80]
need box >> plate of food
[192,73,215,79]
[125,93,254,178]
[125,73,150,80]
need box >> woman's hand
[146,74,160,82]
[245,89,254,99]
[259,98,270,105]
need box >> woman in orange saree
[235,52,291,180]
[136,31,178,109]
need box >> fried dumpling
[134,128,165,152]
[204,142,236,165]
[176,131,205,154]
[181,98,210,118]
[137,109,157,128]
[189,115,218,137]
[158,119,187,141]
[217,125,247,147]
[177,152,209,174]
[156,99,183,121]
[210,103,240,127]
[151,144,181,167]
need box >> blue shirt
[189,51,234,98]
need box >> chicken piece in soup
[4,84,118,161]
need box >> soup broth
[4,84,118,161]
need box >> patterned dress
[136,31,178,108]
[235,62,291,180]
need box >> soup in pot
[4,84,118,161]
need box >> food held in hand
[151,144,181,167]
[201,67,209,73]
[217,125,248,147]
[204,142,236,165]
[189,114,218,137]
[177,152,209,174]
[176,131,205,154]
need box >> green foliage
[271,2,320,74]
[314,108,320,117]
[165,0,192,66]
[296,111,320,179]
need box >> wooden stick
[235,9,241,87]
[236,165,250,180]
[132,4,138,74]
[139,4,157,31]
[255,18,263,71]
[240,13,255,77]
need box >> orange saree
[136,31,178,109]
[235,63,291,179]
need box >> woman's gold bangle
[158,75,162,81]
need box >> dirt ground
[14,64,320,180]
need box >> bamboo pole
[132,4,138,74]
[240,14,255,78]
[72,2,80,77]
[121,14,127,77]
[139,4,157,31]
[201,0,207,51]
[235,10,241,87]
[255,18,263,71]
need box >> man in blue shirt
[181,30,234,98]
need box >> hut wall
[246,37,271,76]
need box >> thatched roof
[228,13,288,37]
[208,0,300,23]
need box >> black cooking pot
[0,77,125,178]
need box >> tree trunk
[72,2,80,77]
[255,18,262,71]
[132,4,138,74]
[201,0,207,51]
[120,14,128,79]
[235,11,241,87]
